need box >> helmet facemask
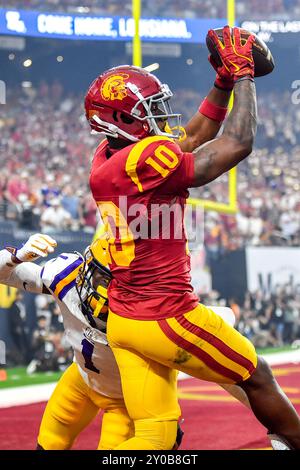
[76,246,112,329]
[128,82,182,140]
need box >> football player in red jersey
[86,27,300,449]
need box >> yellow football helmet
[76,238,112,324]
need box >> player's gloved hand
[14,233,57,262]
[207,26,255,83]
[209,54,234,92]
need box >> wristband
[199,98,228,123]
[5,246,22,264]
[234,75,255,84]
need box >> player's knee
[240,356,274,391]
[135,419,178,450]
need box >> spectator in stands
[61,183,81,223]
[6,171,30,205]
[35,294,54,328]
[41,174,61,208]
[40,198,72,233]
[15,193,40,230]
[0,170,9,219]
[8,291,29,364]
[229,298,241,324]
[237,287,300,347]
[79,192,98,231]
[27,315,58,374]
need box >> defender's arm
[0,249,45,293]
[0,234,57,294]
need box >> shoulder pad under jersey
[41,253,83,300]
[125,136,183,192]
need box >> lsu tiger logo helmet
[84,65,182,142]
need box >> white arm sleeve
[0,249,44,294]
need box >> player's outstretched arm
[191,26,257,187]
[0,233,57,294]
[179,86,231,153]
[179,36,235,153]
[192,78,257,187]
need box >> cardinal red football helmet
[84,65,182,142]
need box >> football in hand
[206,27,275,77]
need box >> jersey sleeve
[0,249,44,293]
[126,137,195,193]
[41,253,83,300]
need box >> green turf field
[0,367,63,389]
[256,345,297,355]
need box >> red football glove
[208,54,234,92]
[207,26,255,83]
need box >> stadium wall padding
[210,249,248,304]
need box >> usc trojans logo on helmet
[100,73,129,101]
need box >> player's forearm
[180,87,231,153]
[0,249,44,293]
[223,80,257,152]
[192,80,257,187]
[0,249,19,282]
[207,85,232,108]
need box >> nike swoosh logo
[23,282,28,290]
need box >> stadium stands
[1,83,299,250]
[1,0,300,19]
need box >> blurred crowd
[2,82,300,253]
[1,0,300,19]
[6,290,73,371]
[200,286,300,348]
[0,82,99,234]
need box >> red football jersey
[89,136,199,320]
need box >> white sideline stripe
[0,382,57,409]
[262,349,300,366]
[0,350,299,408]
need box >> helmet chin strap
[92,115,139,142]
